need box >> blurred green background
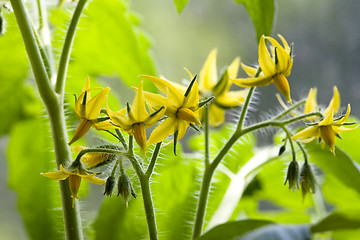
[1,0,360,239]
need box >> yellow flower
[41,163,105,206]
[198,49,249,126]
[106,81,165,152]
[292,105,353,154]
[72,145,116,169]
[232,34,293,103]
[68,77,111,145]
[139,74,202,146]
[304,86,340,121]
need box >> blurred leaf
[307,144,360,196]
[7,119,63,239]
[234,0,275,42]
[238,224,310,240]
[173,0,189,13]
[50,0,157,95]
[311,209,360,233]
[0,12,31,135]
[198,219,273,240]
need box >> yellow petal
[133,123,147,152]
[213,57,241,96]
[241,63,258,77]
[139,75,183,108]
[68,119,92,145]
[319,126,336,152]
[336,104,351,125]
[319,109,334,126]
[41,170,69,180]
[332,125,356,133]
[266,36,290,73]
[199,48,218,91]
[176,107,201,125]
[292,126,319,142]
[232,75,273,87]
[258,35,276,76]
[131,81,149,122]
[304,88,318,114]
[86,87,110,120]
[209,104,225,127]
[75,90,87,119]
[273,74,291,103]
[228,57,241,79]
[92,120,118,130]
[177,120,190,141]
[323,86,340,116]
[106,103,130,130]
[144,106,166,128]
[277,34,290,51]
[183,80,200,110]
[82,174,106,185]
[215,89,248,108]
[83,76,91,92]
[147,117,178,146]
[69,175,82,200]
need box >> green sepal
[198,96,215,108]
[184,75,197,97]
[190,123,201,132]
[173,130,179,156]
[212,69,229,96]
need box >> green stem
[204,106,210,167]
[145,142,162,178]
[236,87,255,132]
[274,99,306,120]
[55,0,88,95]
[279,125,296,161]
[10,1,83,239]
[116,129,128,149]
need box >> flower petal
[258,35,276,76]
[336,104,351,125]
[209,104,225,127]
[82,175,106,185]
[304,88,318,114]
[131,81,149,122]
[319,109,334,126]
[292,126,319,142]
[183,80,200,110]
[266,36,290,73]
[323,86,340,116]
[41,170,69,180]
[139,75,183,107]
[177,120,190,141]
[199,48,218,91]
[86,87,110,120]
[144,106,166,128]
[147,117,178,146]
[68,119,92,145]
[232,75,273,87]
[273,74,292,103]
[215,89,248,108]
[241,63,258,77]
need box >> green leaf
[50,0,158,94]
[311,209,360,233]
[198,219,273,240]
[307,144,360,196]
[234,0,275,42]
[7,119,63,239]
[173,0,190,13]
[0,12,31,135]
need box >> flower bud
[103,176,116,197]
[117,173,136,205]
[284,160,299,191]
[300,163,316,199]
[278,145,286,156]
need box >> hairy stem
[55,0,88,96]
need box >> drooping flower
[292,105,354,154]
[198,49,249,126]
[72,145,117,169]
[232,34,294,103]
[41,163,105,206]
[139,74,202,148]
[106,81,165,152]
[68,77,112,145]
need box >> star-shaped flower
[106,81,165,152]
[68,77,111,145]
[41,163,105,206]
[232,34,294,103]
[139,74,202,148]
[198,49,249,126]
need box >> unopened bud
[278,145,286,156]
[117,173,136,205]
[103,176,116,197]
[300,163,316,200]
[284,160,299,191]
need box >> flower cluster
[42,34,357,203]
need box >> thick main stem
[10,0,85,239]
